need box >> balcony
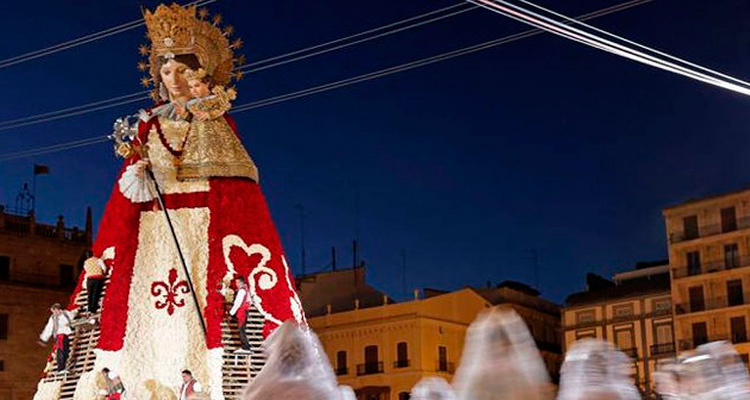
[356,362,384,376]
[650,342,676,357]
[393,359,410,368]
[675,293,750,315]
[436,362,455,374]
[335,367,348,376]
[679,333,735,351]
[620,347,638,359]
[673,256,750,279]
[669,216,750,244]
[732,333,750,344]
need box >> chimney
[382,294,388,305]
[413,289,420,300]
[326,304,332,315]
[354,299,360,310]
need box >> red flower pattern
[150,268,190,315]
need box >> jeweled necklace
[154,118,190,159]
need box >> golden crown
[143,3,197,59]
[140,3,245,101]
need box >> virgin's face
[159,59,191,101]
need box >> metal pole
[146,169,207,335]
[32,172,37,213]
[295,204,306,275]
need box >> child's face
[188,78,210,98]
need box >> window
[653,299,671,315]
[364,345,378,364]
[438,346,448,371]
[692,322,708,347]
[613,304,634,320]
[725,244,740,269]
[576,310,595,324]
[360,345,381,375]
[398,393,411,400]
[0,256,8,281]
[0,314,7,340]
[655,323,673,345]
[614,327,635,352]
[689,286,705,312]
[722,207,738,233]
[395,342,408,368]
[687,252,701,276]
[683,215,699,240]
[59,264,74,287]
[732,317,747,344]
[728,280,744,307]
[336,351,347,375]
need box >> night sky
[2,0,750,303]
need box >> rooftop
[663,187,750,213]
[566,269,670,307]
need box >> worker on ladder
[38,303,78,374]
[229,276,252,353]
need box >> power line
[0,0,218,70]
[516,0,750,89]
[0,95,149,132]
[232,0,655,112]
[239,3,478,73]
[0,91,148,128]
[0,0,654,162]
[470,0,750,96]
[0,2,475,132]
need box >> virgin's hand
[134,160,150,178]
[175,104,187,117]
[194,111,210,121]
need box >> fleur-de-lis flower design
[151,268,190,315]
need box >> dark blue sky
[2,0,750,303]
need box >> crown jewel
[140,3,244,98]
[143,4,197,59]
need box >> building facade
[300,268,562,400]
[473,281,563,382]
[663,189,750,364]
[563,263,674,399]
[0,206,91,400]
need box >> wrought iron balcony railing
[680,334,730,351]
[393,359,410,368]
[675,293,750,315]
[356,362,384,376]
[335,367,348,376]
[669,216,750,244]
[673,256,750,279]
[436,361,455,373]
[620,347,638,359]
[650,342,676,356]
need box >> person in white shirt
[229,276,252,353]
[179,369,203,400]
[38,303,78,374]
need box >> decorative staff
[110,114,208,335]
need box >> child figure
[177,68,259,182]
